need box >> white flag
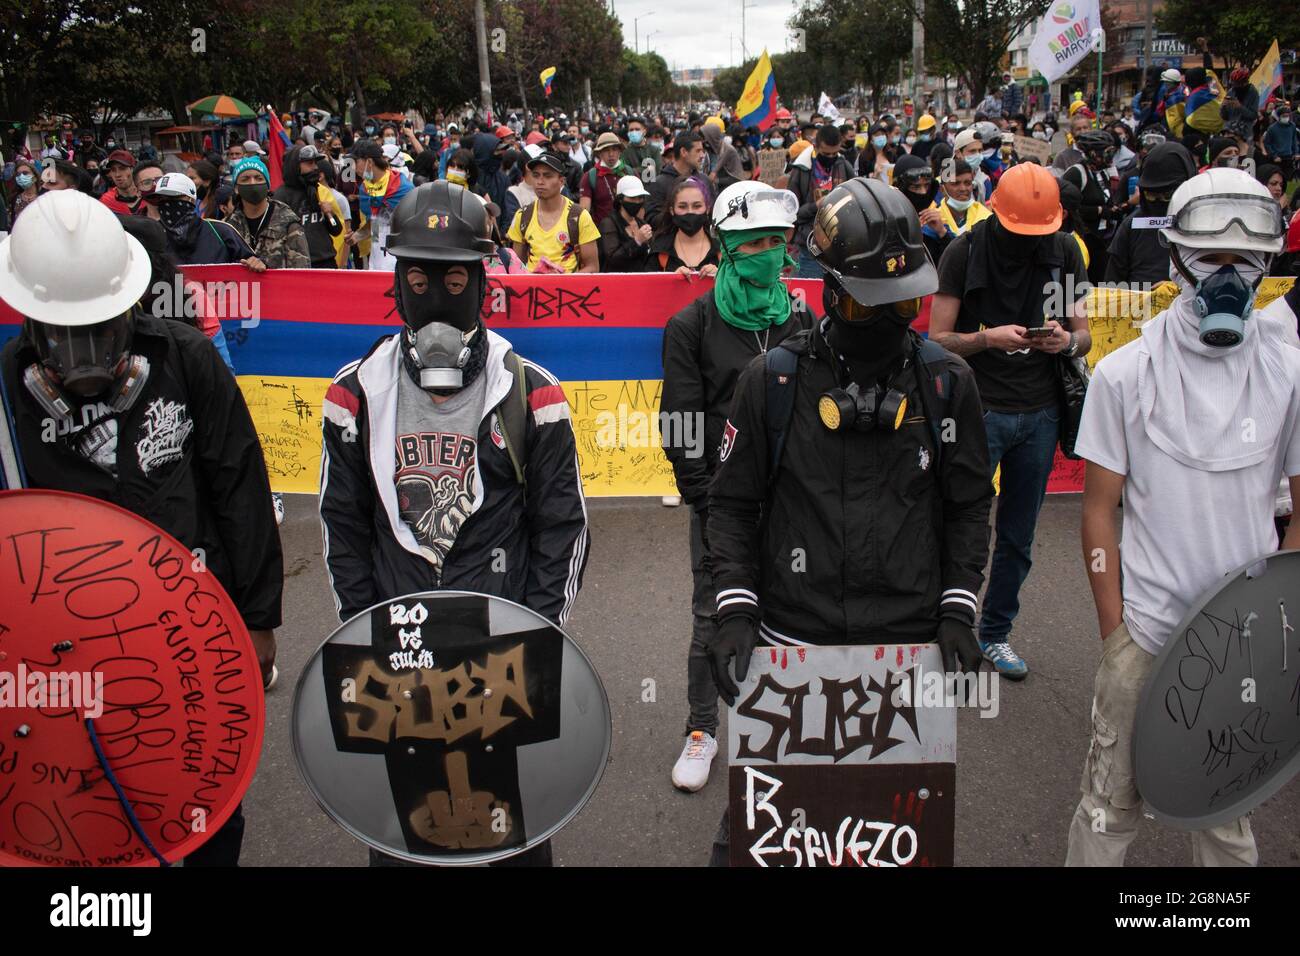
[818,92,843,124]
[1028,0,1102,84]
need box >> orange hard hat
[988,163,1063,235]
[775,107,793,121]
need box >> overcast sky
[612,0,802,72]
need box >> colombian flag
[265,106,292,191]
[540,66,557,98]
[1250,40,1284,107]
[1183,71,1226,136]
[736,49,779,132]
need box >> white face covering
[1141,244,1284,472]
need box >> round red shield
[0,490,265,866]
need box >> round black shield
[1134,550,1300,829]
[292,591,610,864]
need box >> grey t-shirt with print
[393,367,487,573]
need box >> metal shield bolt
[918,788,930,800]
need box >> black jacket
[0,314,283,630]
[319,328,589,625]
[274,145,343,267]
[597,211,653,272]
[1104,208,1173,284]
[166,217,255,266]
[707,323,992,645]
[660,290,809,507]
[645,164,683,227]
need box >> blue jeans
[979,406,1060,644]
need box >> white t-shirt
[1075,307,1300,654]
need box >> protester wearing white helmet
[595,174,653,272]
[0,191,283,862]
[1067,167,1300,867]
[659,179,806,793]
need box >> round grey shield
[292,591,611,864]
[1134,550,1300,829]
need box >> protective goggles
[714,189,798,229]
[831,287,922,322]
[897,167,934,187]
[1170,194,1284,241]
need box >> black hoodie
[274,145,342,267]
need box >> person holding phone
[928,162,1092,680]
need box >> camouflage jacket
[226,199,310,269]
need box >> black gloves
[936,617,983,674]
[708,615,759,707]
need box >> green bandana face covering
[714,228,795,331]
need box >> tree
[1156,0,1300,71]
[909,0,1051,103]
[789,0,911,112]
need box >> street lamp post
[634,11,654,54]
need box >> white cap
[953,128,982,151]
[615,174,649,199]
[152,172,197,201]
[242,139,265,155]
[523,143,545,161]
[712,180,798,232]
[0,191,152,326]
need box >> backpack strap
[763,338,806,487]
[493,350,529,485]
[563,200,583,261]
[517,200,537,263]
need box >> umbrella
[186,94,257,119]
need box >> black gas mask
[394,258,488,392]
[22,308,150,422]
[818,379,909,432]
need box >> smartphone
[1024,327,1055,338]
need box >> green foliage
[1156,0,1300,70]
[910,0,1050,103]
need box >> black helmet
[1073,129,1115,158]
[807,177,937,305]
[385,180,495,262]
[1138,141,1197,191]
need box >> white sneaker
[671,730,718,792]
[662,495,682,507]
[272,492,285,526]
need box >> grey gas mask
[405,321,478,390]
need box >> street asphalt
[241,493,1300,867]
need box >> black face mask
[156,199,196,231]
[673,212,707,236]
[238,183,269,205]
[823,282,911,383]
[195,183,208,200]
[904,185,935,212]
[301,170,321,186]
[622,200,645,220]
[992,216,1043,261]
[1140,192,1169,216]
[394,259,486,333]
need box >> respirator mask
[1169,246,1267,349]
[818,379,909,433]
[394,258,487,391]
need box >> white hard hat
[1160,68,1183,83]
[1162,168,1285,255]
[151,172,196,201]
[0,190,152,326]
[712,181,798,232]
[615,174,649,199]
